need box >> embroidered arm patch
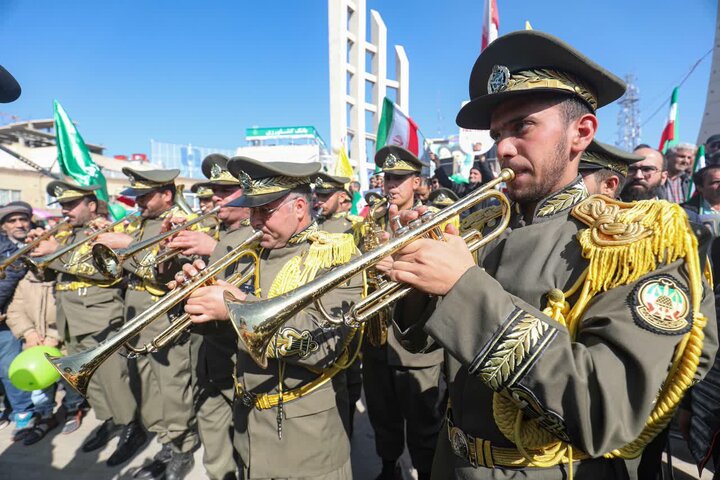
[629,274,692,335]
[469,308,558,391]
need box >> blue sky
[0,0,716,157]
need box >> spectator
[430,175,440,191]
[620,146,668,201]
[416,176,432,203]
[681,165,720,236]
[430,155,495,215]
[706,134,720,166]
[0,202,35,439]
[662,143,695,203]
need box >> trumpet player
[26,179,144,461]
[95,168,198,480]
[166,153,252,480]
[191,183,215,215]
[313,173,359,235]
[179,158,363,480]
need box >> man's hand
[166,230,218,256]
[29,237,59,257]
[25,227,47,242]
[88,217,112,232]
[94,232,133,250]
[43,337,60,348]
[161,215,188,233]
[23,330,43,349]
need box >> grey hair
[666,143,696,155]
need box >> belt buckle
[233,375,256,408]
[449,426,470,463]
[78,286,88,296]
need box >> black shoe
[165,450,194,480]
[82,419,119,452]
[375,460,402,480]
[22,416,59,446]
[133,443,172,479]
[106,421,147,467]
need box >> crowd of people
[1,28,720,480]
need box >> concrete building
[698,2,720,146]
[236,125,333,169]
[0,120,200,215]
[328,0,410,190]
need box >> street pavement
[0,390,711,479]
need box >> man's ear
[571,113,598,155]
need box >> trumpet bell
[92,243,122,278]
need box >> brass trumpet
[0,218,71,279]
[47,230,262,396]
[227,169,515,368]
[91,205,221,278]
[125,248,261,356]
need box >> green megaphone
[9,345,63,391]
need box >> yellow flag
[334,145,354,179]
[525,21,533,30]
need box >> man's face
[668,148,694,174]
[698,169,720,206]
[375,175,384,189]
[620,148,667,201]
[314,190,344,217]
[1,213,30,242]
[707,137,720,157]
[250,194,305,249]
[431,178,440,190]
[489,96,580,204]
[60,197,96,227]
[198,197,214,214]
[468,168,482,184]
[211,185,248,225]
[384,173,419,209]
[136,189,173,218]
[415,183,431,202]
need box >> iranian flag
[481,0,499,51]
[659,87,680,153]
[376,97,420,156]
[686,144,706,200]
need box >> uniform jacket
[395,177,719,479]
[0,234,27,316]
[47,226,125,338]
[232,227,362,479]
[318,212,356,235]
[6,271,58,341]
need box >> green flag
[54,100,110,204]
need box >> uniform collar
[514,176,589,226]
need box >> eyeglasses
[628,165,660,176]
[251,197,298,218]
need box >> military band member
[28,179,144,462]
[365,145,446,480]
[167,153,252,480]
[95,168,198,480]
[191,183,215,214]
[181,158,363,479]
[426,188,459,210]
[382,30,718,479]
[579,140,642,198]
[314,173,359,235]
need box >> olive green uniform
[124,215,198,453]
[190,222,254,480]
[394,178,719,479]
[49,226,137,424]
[231,229,363,479]
[362,210,446,474]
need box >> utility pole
[616,74,641,151]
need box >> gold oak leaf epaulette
[460,205,503,235]
[55,230,72,242]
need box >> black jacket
[0,234,28,314]
[435,161,497,215]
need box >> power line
[641,47,713,127]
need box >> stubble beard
[508,134,569,205]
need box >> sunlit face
[211,185,248,225]
[468,168,482,184]
[667,148,694,174]
[1,213,30,242]
[489,96,581,204]
[60,197,97,227]
[384,173,420,210]
[621,148,667,201]
[250,194,307,249]
[198,197,214,214]
[135,189,173,218]
[314,190,341,217]
[698,168,720,206]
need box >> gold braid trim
[491,195,707,467]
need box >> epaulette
[460,205,504,235]
[55,229,72,242]
[346,214,364,225]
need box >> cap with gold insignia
[226,156,321,208]
[0,65,20,103]
[195,153,240,188]
[315,173,351,196]
[456,30,626,129]
[364,190,385,206]
[427,188,459,209]
[191,184,214,199]
[374,146,426,176]
[46,178,102,205]
[120,167,180,197]
[579,140,643,177]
